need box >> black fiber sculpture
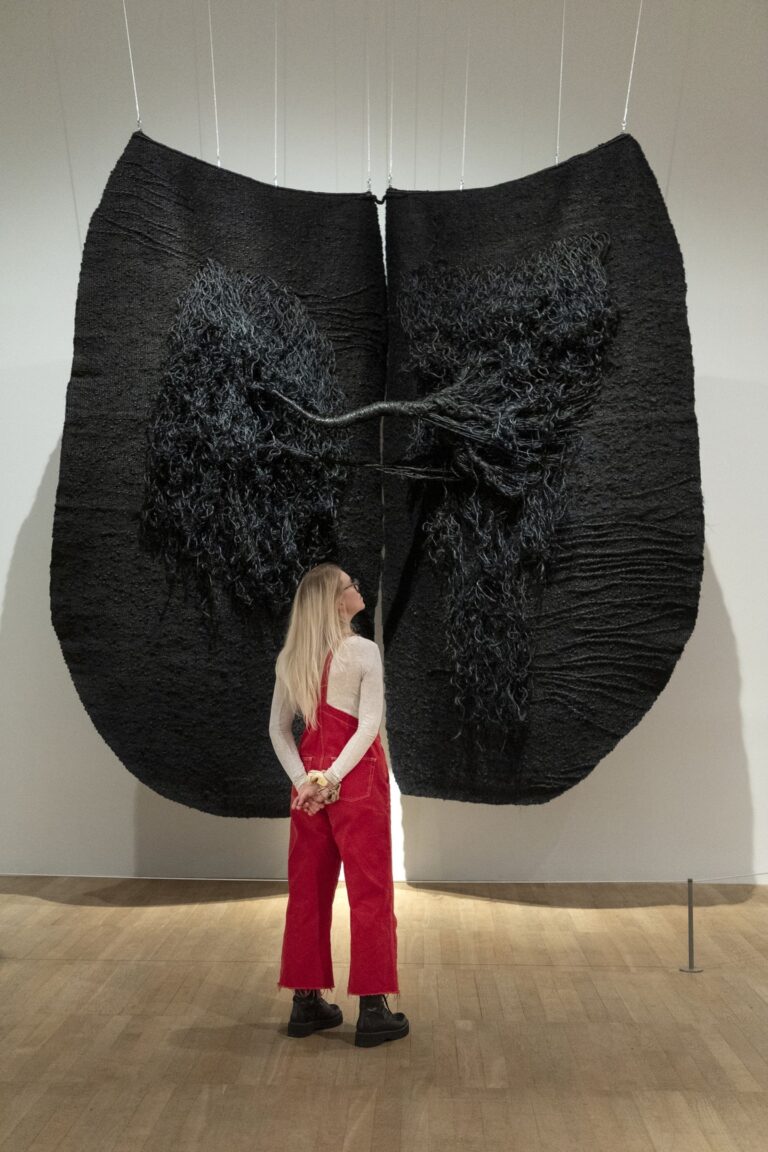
[50,131,386,817]
[383,132,704,802]
[50,129,704,813]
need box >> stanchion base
[679,966,703,973]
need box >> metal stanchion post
[679,877,702,973]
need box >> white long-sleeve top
[269,635,384,789]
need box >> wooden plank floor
[1,877,767,1151]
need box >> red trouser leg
[329,799,399,995]
[277,796,341,994]
[327,747,399,996]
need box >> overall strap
[319,649,333,704]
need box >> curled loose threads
[395,232,620,733]
[138,257,351,633]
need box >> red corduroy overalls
[277,647,399,997]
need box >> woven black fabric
[50,131,386,817]
[51,129,703,814]
[383,133,704,803]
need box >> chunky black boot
[354,994,409,1047]
[287,989,343,1038]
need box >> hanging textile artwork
[382,134,704,803]
[50,130,704,814]
[50,131,387,817]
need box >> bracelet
[306,770,341,803]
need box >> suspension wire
[386,0,395,185]
[621,0,644,131]
[555,0,566,164]
[121,0,142,129]
[459,4,470,189]
[364,0,372,191]
[206,0,221,166]
[663,0,694,201]
[273,0,280,184]
[46,1,84,254]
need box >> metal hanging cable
[459,4,470,189]
[555,0,566,164]
[120,0,646,195]
[621,0,644,131]
[121,0,142,130]
[207,0,221,166]
[273,0,280,185]
[364,0,372,192]
[555,0,644,165]
[386,0,395,186]
[47,1,84,254]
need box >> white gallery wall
[0,0,766,882]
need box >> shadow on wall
[397,541,754,897]
[0,439,753,899]
[1,441,291,881]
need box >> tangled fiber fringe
[138,258,351,633]
[137,236,618,731]
[395,231,620,731]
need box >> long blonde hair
[275,562,357,729]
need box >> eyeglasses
[342,578,361,592]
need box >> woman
[269,562,409,1047]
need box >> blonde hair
[274,562,356,729]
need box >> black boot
[287,989,343,1038]
[354,994,409,1047]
